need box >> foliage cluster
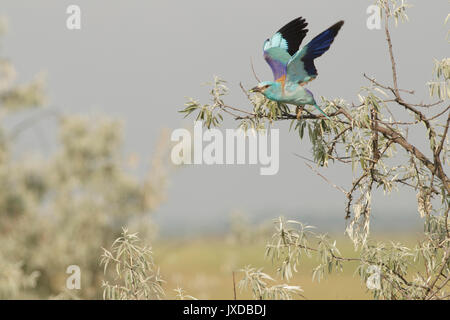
[0,17,169,299]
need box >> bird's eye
[263,85,271,89]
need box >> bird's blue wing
[263,17,309,82]
[286,21,344,85]
[263,47,291,81]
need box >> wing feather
[263,17,309,81]
[286,21,344,85]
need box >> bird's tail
[313,104,331,120]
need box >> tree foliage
[101,228,165,300]
[260,216,450,300]
[0,17,170,299]
[101,228,195,300]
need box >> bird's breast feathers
[268,83,314,105]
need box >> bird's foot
[296,106,305,120]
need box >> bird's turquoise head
[250,81,281,100]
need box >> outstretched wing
[286,21,344,85]
[263,17,309,82]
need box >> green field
[154,234,421,300]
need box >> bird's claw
[296,106,304,120]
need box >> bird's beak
[249,86,260,93]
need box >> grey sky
[1,1,448,235]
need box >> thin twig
[250,57,261,83]
[232,271,237,300]
[298,157,348,196]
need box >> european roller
[250,17,344,120]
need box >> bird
[250,17,344,120]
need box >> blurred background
[0,0,447,299]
